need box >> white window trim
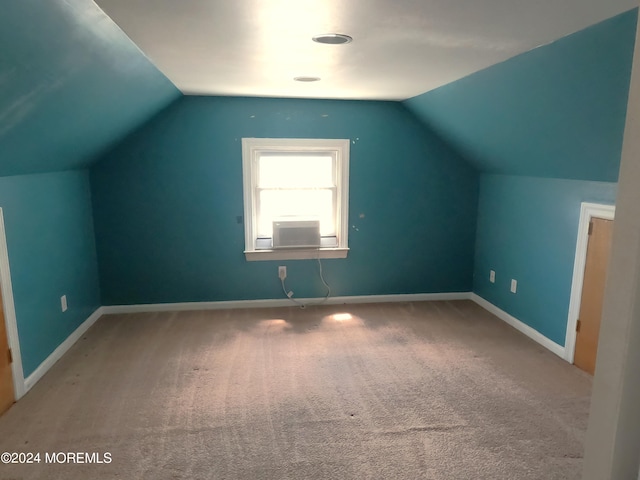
[242,138,350,261]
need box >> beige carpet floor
[0,300,592,479]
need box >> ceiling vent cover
[312,34,353,45]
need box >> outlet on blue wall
[403,8,635,348]
[0,171,101,377]
[473,175,616,345]
[91,96,479,305]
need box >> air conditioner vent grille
[272,219,321,249]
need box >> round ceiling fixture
[294,76,321,82]
[312,33,353,45]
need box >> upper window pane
[257,154,334,188]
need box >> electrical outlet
[489,270,495,283]
[61,295,68,312]
[510,279,517,294]
[278,266,287,280]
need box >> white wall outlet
[489,270,496,283]
[278,266,287,280]
[61,295,68,312]
[510,279,517,294]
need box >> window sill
[244,247,349,261]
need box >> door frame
[565,202,615,364]
[0,208,25,399]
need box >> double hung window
[241,138,350,260]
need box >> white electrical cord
[281,257,331,308]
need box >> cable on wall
[281,257,331,308]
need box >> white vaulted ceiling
[94,0,638,100]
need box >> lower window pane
[258,190,334,237]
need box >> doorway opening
[565,202,615,373]
[0,207,25,412]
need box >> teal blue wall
[403,9,637,182]
[402,10,635,347]
[0,0,180,176]
[0,170,101,377]
[474,175,617,346]
[0,0,179,377]
[91,96,479,305]
[3,0,633,374]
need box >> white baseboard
[101,292,473,315]
[20,293,567,394]
[470,293,566,359]
[24,306,105,393]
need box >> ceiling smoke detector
[294,76,321,82]
[312,34,353,45]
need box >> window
[242,138,350,261]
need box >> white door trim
[565,202,615,364]
[0,208,25,399]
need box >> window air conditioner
[272,219,321,249]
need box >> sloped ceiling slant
[0,0,180,177]
[403,9,638,182]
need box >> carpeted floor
[0,300,592,479]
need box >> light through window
[257,153,335,238]
[242,138,350,261]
